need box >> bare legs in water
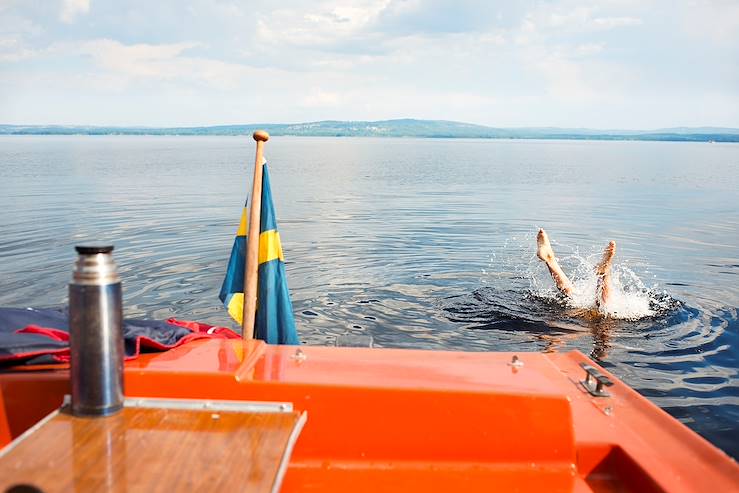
[536,229,573,296]
[594,240,616,308]
[536,229,616,308]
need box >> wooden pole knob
[253,130,270,142]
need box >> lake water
[1,135,737,458]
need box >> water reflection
[0,136,737,458]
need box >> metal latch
[579,362,614,397]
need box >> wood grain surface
[0,407,303,493]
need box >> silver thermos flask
[69,245,124,416]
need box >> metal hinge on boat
[61,395,294,413]
[579,362,614,397]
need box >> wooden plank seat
[0,398,306,493]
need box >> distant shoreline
[2,134,738,143]
[2,119,738,142]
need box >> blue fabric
[0,307,194,366]
[219,235,245,305]
[260,167,278,232]
[255,259,300,344]
[219,164,299,345]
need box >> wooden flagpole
[242,130,270,339]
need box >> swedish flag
[219,164,299,344]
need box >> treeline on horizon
[1,119,738,142]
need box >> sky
[0,0,738,129]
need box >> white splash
[533,252,659,320]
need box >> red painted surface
[0,390,11,445]
[1,340,737,492]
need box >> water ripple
[0,135,737,459]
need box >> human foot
[536,228,573,296]
[536,228,555,263]
[595,241,616,276]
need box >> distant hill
[1,119,738,142]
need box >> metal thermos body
[69,245,124,416]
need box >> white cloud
[78,39,200,78]
[679,0,739,44]
[534,5,643,33]
[0,37,38,61]
[592,16,642,29]
[256,1,388,48]
[301,89,344,108]
[0,37,277,92]
[0,0,737,127]
[295,85,499,121]
[573,42,605,57]
[50,39,293,91]
[60,0,90,24]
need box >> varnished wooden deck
[0,404,306,493]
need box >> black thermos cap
[75,245,114,255]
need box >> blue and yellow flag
[219,164,299,344]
